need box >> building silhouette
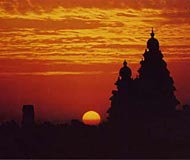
[107,29,180,154]
[108,28,180,121]
[107,60,134,127]
[137,28,180,114]
[22,105,35,128]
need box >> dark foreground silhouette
[0,29,190,158]
[1,110,190,159]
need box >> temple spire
[151,27,154,38]
[123,59,127,67]
[147,27,159,51]
[119,60,132,80]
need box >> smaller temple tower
[22,105,35,128]
[107,60,136,154]
[107,60,133,125]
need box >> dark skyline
[0,0,190,122]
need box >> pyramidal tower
[106,29,180,154]
[107,60,133,126]
[107,28,180,125]
[137,28,180,113]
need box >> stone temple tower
[137,28,180,113]
[106,29,180,154]
[107,60,133,126]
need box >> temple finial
[151,27,155,38]
[123,60,127,66]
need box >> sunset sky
[0,0,190,123]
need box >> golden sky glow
[0,0,190,68]
[0,0,189,122]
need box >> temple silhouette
[107,28,181,157]
[108,28,179,123]
[1,29,190,158]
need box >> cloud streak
[1,0,189,12]
[0,71,104,76]
[0,0,189,72]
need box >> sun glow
[82,111,101,125]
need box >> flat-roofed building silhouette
[22,105,35,128]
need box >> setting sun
[82,111,101,125]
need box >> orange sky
[0,0,190,123]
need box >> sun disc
[82,111,101,125]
